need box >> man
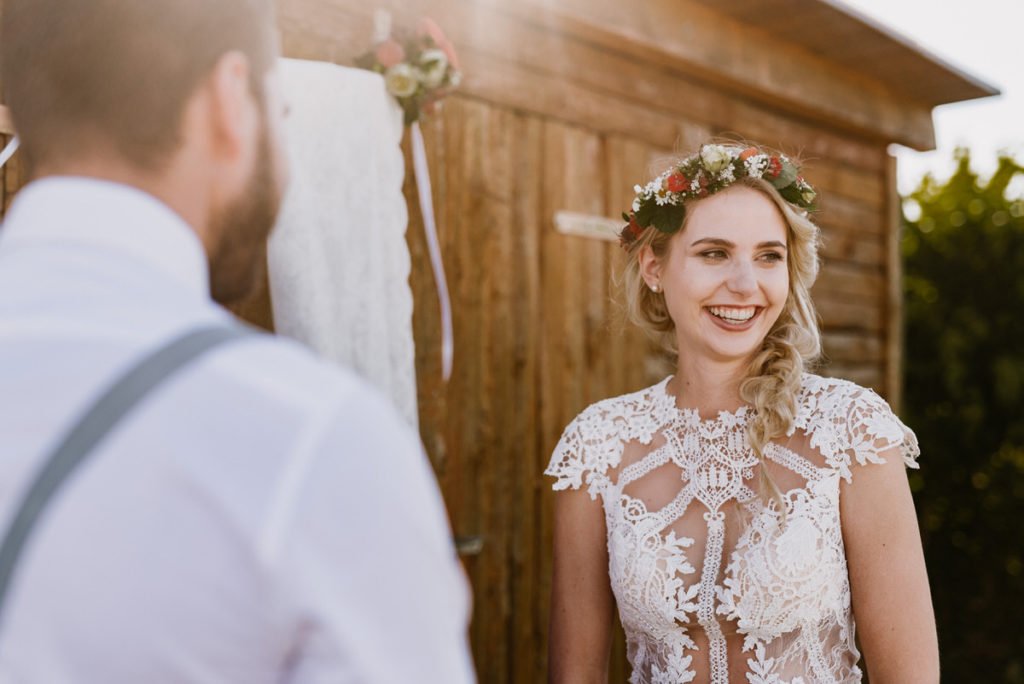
[0,0,475,681]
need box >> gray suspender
[0,325,255,620]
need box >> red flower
[620,216,645,247]
[766,157,783,179]
[629,216,643,236]
[739,147,759,161]
[666,172,688,193]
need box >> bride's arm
[841,445,939,683]
[548,486,615,684]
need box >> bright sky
[836,0,1023,195]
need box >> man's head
[1,0,290,304]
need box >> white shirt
[0,178,475,683]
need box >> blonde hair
[622,174,822,508]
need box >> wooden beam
[884,153,904,409]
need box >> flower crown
[619,144,817,248]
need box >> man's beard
[207,120,281,306]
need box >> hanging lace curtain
[268,58,418,427]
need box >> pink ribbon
[410,121,453,381]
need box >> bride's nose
[725,259,757,296]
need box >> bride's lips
[703,306,763,332]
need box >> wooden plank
[723,99,885,174]
[813,261,885,300]
[538,118,621,680]
[815,193,886,236]
[801,159,885,209]
[0,106,14,136]
[814,295,884,333]
[822,331,885,365]
[485,0,938,150]
[507,112,544,684]
[883,153,904,409]
[444,98,514,680]
[818,362,885,394]
[457,47,682,150]
[818,223,885,267]
[476,100,517,682]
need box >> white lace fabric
[546,374,920,684]
[268,59,419,427]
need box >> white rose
[418,48,449,88]
[700,144,732,174]
[384,63,419,98]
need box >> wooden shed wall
[0,0,914,680]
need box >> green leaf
[771,159,798,189]
[777,184,802,205]
[651,203,686,233]
[633,198,657,227]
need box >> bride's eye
[700,250,728,261]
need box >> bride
[546,143,938,683]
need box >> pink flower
[418,17,460,71]
[375,39,406,68]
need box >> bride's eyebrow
[690,237,733,247]
[689,238,788,251]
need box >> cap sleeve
[804,380,920,483]
[544,404,617,500]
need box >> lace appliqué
[546,374,920,684]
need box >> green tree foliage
[902,150,1024,682]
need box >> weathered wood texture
[0,106,14,135]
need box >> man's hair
[0,0,276,171]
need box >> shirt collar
[0,176,211,298]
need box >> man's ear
[637,243,662,290]
[204,51,257,160]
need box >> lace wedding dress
[546,373,919,683]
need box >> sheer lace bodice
[546,374,919,684]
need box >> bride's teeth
[709,306,756,322]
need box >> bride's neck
[670,355,749,417]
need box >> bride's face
[642,185,790,364]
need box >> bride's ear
[637,244,662,291]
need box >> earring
[649,283,660,293]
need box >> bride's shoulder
[796,372,891,416]
[568,376,675,426]
[794,372,920,479]
[546,378,672,497]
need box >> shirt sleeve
[266,383,475,683]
